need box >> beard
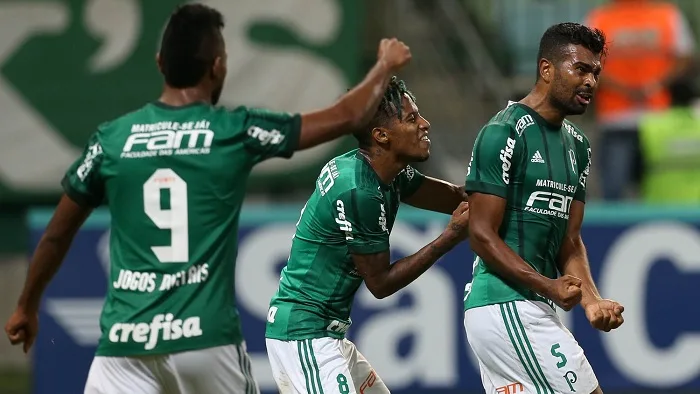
[549,87,587,116]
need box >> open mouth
[420,135,431,143]
[576,92,592,105]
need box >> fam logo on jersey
[515,115,534,136]
[500,137,516,184]
[564,123,583,143]
[335,200,353,240]
[122,120,213,159]
[525,179,577,219]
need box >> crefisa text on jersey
[112,263,209,292]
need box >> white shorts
[266,337,389,394]
[84,343,258,394]
[464,300,599,394]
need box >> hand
[546,275,582,311]
[377,38,411,72]
[444,201,470,242]
[584,299,624,332]
[5,307,38,354]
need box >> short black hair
[536,22,607,80]
[354,76,416,148]
[159,4,225,88]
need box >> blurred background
[2,0,700,393]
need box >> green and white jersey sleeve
[465,123,524,198]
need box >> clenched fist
[5,307,38,354]
[377,38,411,72]
[547,275,583,311]
[585,299,624,332]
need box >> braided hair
[354,76,416,148]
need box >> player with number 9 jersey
[63,102,302,357]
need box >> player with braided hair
[265,76,469,394]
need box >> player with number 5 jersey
[463,23,624,394]
[5,4,414,394]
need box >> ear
[539,58,554,84]
[371,127,390,145]
[156,52,163,73]
[212,55,225,80]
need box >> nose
[584,74,596,90]
[420,116,431,131]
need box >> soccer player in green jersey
[265,76,470,394]
[4,4,413,394]
[463,23,625,394]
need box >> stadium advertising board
[29,205,700,394]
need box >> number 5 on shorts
[551,343,567,369]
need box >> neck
[519,85,566,126]
[359,147,407,185]
[158,85,212,107]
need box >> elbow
[468,224,495,254]
[365,282,392,299]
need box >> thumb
[567,285,582,295]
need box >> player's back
[266,149,423,341]
[464,102,592,309]
[64,101,301,356]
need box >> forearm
[559,238,600,307]
[338,60,394,129]
[471,232,551,297]
[17,237,72,311]
[377,233,457,298]
[297,61,394,150]
[407,181,466,215]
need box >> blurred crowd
[584,0,700,203]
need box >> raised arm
[297,38,411,150]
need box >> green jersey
[62,101,301,356]
[265,150,425,340]
[463,102,591,310]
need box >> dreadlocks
[354,76,416,148]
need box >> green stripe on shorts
[298,341,315,394]
[236,346,251,394]
[306,339,325,394]
[511,302,554,394]
[500,303,542,394]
